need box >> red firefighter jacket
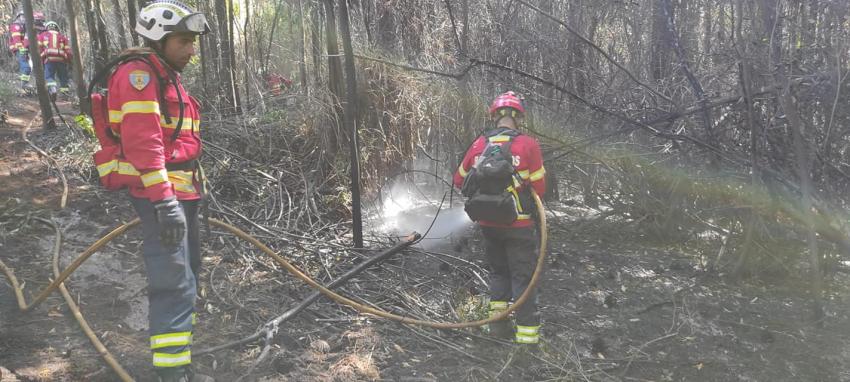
[453,129,546,228]
[104,53,202,202]
[37,30,71,63]
[8,22,24,53]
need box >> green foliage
[259,109,287,124]
[74,114,95,138]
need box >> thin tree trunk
[310,1,323,87]
[127,0,138,46]
[110,0,128,50]
[22,0,54,129]
[732,0,761,277]
[298,0,309,91]
[662,0,716,167]
[765,0,824,324]
[65,0,89,112]
[242,0,251,107]
[650,0,672,81]
[323,0,344,104]
[214,0,238,114]
[93,0,110,65]
[263,0,285,72]
[227,0,242,112]
[84,0,102,73]
[337,0,363,248]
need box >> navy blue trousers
[131,197,200,370]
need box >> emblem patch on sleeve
[129,70,151,91]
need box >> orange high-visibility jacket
[37,30,71,63]
[454,130,546,228]
[8,22,24,53]
[105,54,202,202]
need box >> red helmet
[488,91,525,118]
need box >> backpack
[461,129,524,224]
[88,52,186,190]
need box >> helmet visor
[165,13,210,35]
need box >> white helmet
[135,0,209,42]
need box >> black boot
[485,319,514,339]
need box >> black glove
[154,196,186,248]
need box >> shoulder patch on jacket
[129,70,151,91]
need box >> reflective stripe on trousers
[515,325,540,344]
[131,197,201,369]
[481,225,541,327]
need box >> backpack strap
[87,53,186,142]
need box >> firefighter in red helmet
[37,21,72,98]
[454,91,547,345]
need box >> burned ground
[3,100,850,382]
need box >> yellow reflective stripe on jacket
[517,169,530,180]
[119,162,140,176]
[98,160,141,177]
[458,164,469,178]
[160,117,200,132]
[489,300,508,311]
[122,100,160,116]
[152,350,191,367]
[97,160,118,177]
[150,332,192,350]
[108,101,161,124]
[529,167,546,182]
[108,110,122,124]
[141,169,168,187]
[168,170,196,193]
[488,135,511,143]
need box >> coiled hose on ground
[0,192,547,381]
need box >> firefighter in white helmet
[99,1,211,381]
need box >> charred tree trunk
[110,0,128,50]
[310,1,323,88]
[242,0,251,107]
[733,0,762,277]
[337,0,363,248]
[127,0,138,46]
[766,0,824,325]
[662,0,716,167]
[323,0,344,106]
[298,0,309,91]
[375,0,395,52]
[650,0,672,81]
[227,0,242,112]
[93,0,110,66]
[65,0,89,112]
[214,0,239,114]
[22,0,54,129]
[84,0,102,73]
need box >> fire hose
[0,192,547,381]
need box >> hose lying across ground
[0,192,547,380]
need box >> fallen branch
[20,115,68,209]
[230,232,420,381]
[197,232,420,360]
